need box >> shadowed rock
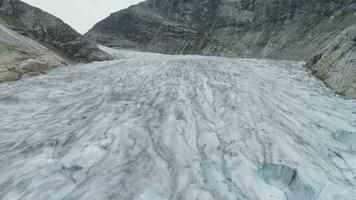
[86,0,356,59]
[306,25,356,99]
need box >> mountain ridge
[86,0,356,58]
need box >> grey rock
[0,0,113,63]
[0,23,64,82]
[86,0,356,59]
[20,59,51,73]
[86,3,198,54]
[306,25,356,99]
[0,70,19,82]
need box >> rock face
[86,0,356,98]
[86,0,356,59]
[0,0,113,63]
[306,25,356,99]
[0,23,65,82]
[86,2,198,54]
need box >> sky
[22,0,144,34]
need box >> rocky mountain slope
[0,0,113,82]
[306,25,356,99]
[0,23,66,82]
[86,0,356,98]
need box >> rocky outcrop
[0,0,112,63]
[86,0,356,99]
[85,2,198,54]
[0,23,65,82]
[86,0,356,59]
[306,25,356,99]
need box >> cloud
[22,0,144,34]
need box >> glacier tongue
[0,48,356,200]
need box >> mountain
[0,0,113,82]
[86,0,356,99]
[1,47,356,199]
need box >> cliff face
[86,0,356,59]
[306,25,356,99]
[86,0,356,98]
[85,1,198,54]
[0,0,112,63]
[0,23,66,82]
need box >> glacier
[0,48,356,200]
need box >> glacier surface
[0,48,356,200]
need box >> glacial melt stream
[1,48,356,200]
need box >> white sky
[22,0,144,34]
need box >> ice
[258,164,314,200]
[0,48,356,199]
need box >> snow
[0,47,356,200]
